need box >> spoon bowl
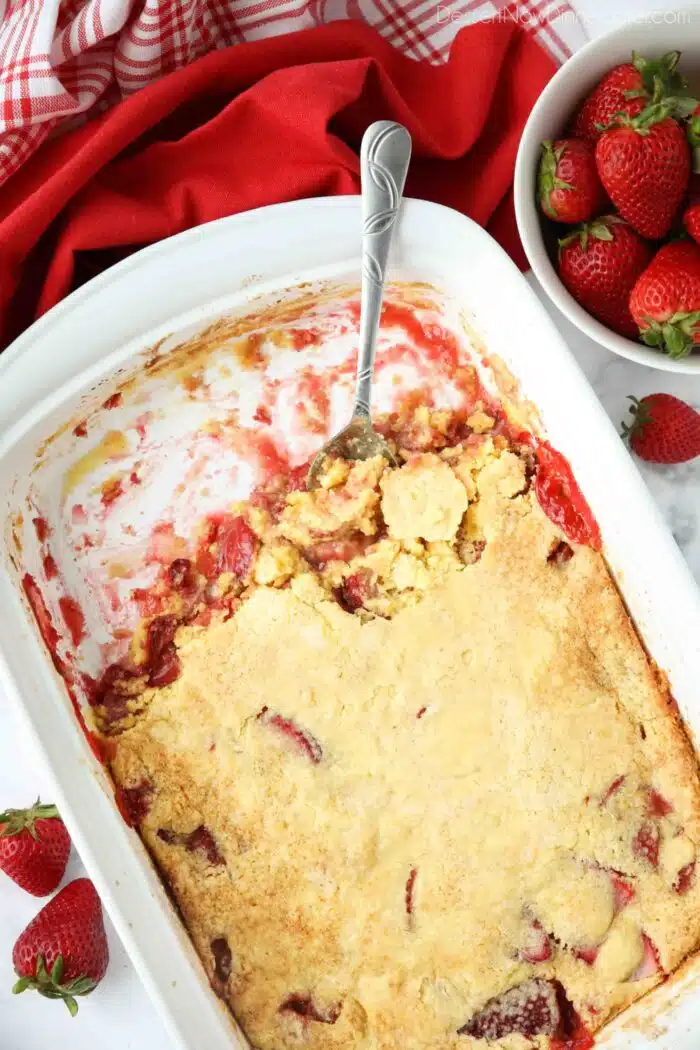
[306,416,396,488]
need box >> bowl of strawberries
[514,10,700,372]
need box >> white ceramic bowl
[514,8,700,374]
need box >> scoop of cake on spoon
[307,120,412,489]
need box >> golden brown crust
[107,438,700,1050]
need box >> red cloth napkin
[0,20,555,352]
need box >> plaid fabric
[0,0,586,188]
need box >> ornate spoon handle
[353,121,412,419]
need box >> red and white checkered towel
[0,0,586,189]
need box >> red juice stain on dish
[65,678,110,766]
[43,554,58,580]
[32,517,50,543]
[287,328,320,350]
[380,302,461,372]
[295,370,330,436]
[22,575,63,673]
[347,296,461,370]
[147,522,188,565]
[102,392,122,410]
[22,575,107,765]
[224,426,292,487]
[134,413,151,442]
[534,443,601,551]
[58,596,86,648]
[253,404,272,425]
[247,431,289,479]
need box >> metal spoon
[307,120,412,488]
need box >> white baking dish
[1,197,700,1050]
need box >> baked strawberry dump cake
[101,418,699,1050]
[17,290,700,1050]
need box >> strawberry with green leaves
[595,101,691,240]
[629,240,700,358]
[538,138,607,223]
[12,878,109,1015]
[558,215,652,338]
[572,50,690,143]
[622,394,700,463]
[0,800,71,897]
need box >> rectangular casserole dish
[1,197,700,1050]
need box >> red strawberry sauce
[58,596,86,648]
[534,442,601,551]
[21,574,107,765]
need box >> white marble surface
[1,4,699,1049]
[529,277,700,583]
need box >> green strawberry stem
[12,955,96,1017]
[558,215,622,256]
[601,73,698,133]
[538,141,574,219]
[688,111,700,171]
[620,395,648,441]
[633,52,698,116]
[0,800,61,840]
[633,50,685,95]
[689,111,700,146]
[639,311,700,359]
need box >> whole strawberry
[538,138,607,223]
[0,800,71,896]
[595,105,691,239]
[630,240,700,357]
[572,51,686,143]
[622,394,700,463]
[12,878,109,1015]
[558,216,653,338]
